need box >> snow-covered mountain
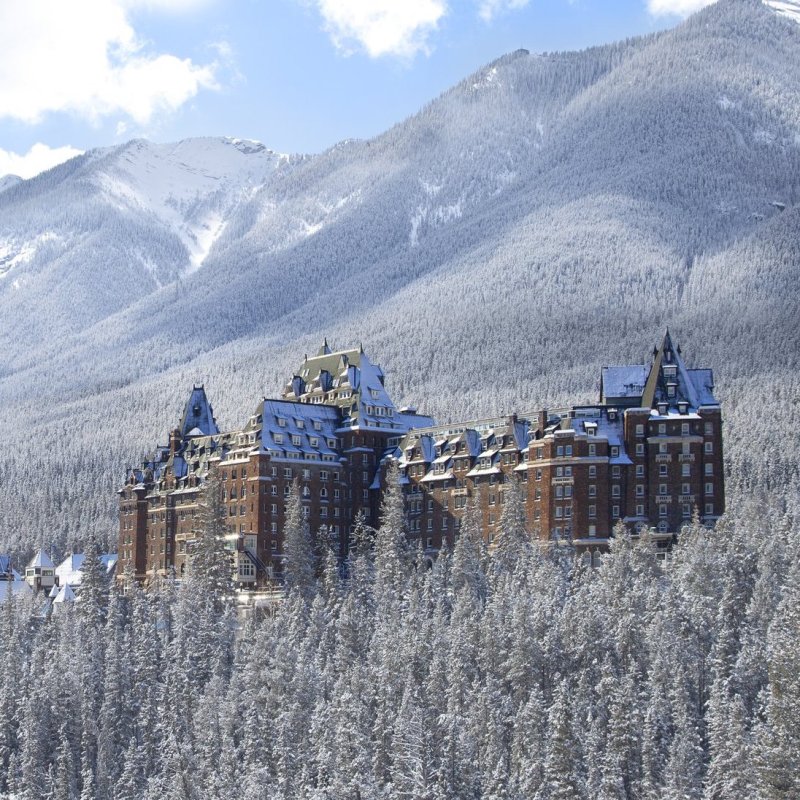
[0,0,799,553]
[0,137,288,344]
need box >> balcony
[656,495,672,504]
[655,454,672,463]
[678,454,695,462]
[551,477,575,486]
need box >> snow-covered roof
[55,553,118,587]
[53,584,76,604]
[28,549,54,570]
[0,576,32,603]
[601,365,648,402]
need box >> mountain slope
[0,0,798,554]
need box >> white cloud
[0,0,218,125]
[478,0,531,23]
[646,0,716,17]
[0,143,83,180]
[313,0,448,58]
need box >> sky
[0,0,719,179]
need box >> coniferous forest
[1,475,798,799]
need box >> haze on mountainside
[0,0,798,553]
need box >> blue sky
[0,0,714,178]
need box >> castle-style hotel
[118,332,724,584]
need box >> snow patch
[0,232,59,279]
[754,129,776,145]
[95,137,284,273]
[717,94,736,110]
[764,0,800,24]
[472,66,499,90]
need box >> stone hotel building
[118,331,724,584]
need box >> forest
[0,474,797,799]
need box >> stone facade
[118,332,725,584]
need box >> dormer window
[297,419,305,429]
[277,417,286,427]
[678,402,688,415]
[658,403,668,415]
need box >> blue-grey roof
[181,386,219,437]
[601,365,648,401]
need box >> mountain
[0,174,22,193]
[0,0,799,554]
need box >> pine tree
[282,480,316,599]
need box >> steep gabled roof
[180,385,219,438]
[28,549,54,570]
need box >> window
[704,442,713,454]
[589,444,596,456]
[588,524,597,537]
[681,423,689,435]
[588,505,596,518]
[659,465,668,476]
[682,441,691,455]
[292,435,302,446]
[682,464,690,477]
[284,468,292,479]
[636,484,644,497]
[659,423,666,435]
[705,503,714,514]
[555,486,563,499]
[278,417,286,427]
[611,447,619,458]
[659,442,667,454]
[659,484,668,495]
[555,506,563,519]
[612,505,619,518]
[556,467,563,477]
[705,422,713,435]
[682,483,690,495]
[535,469,542,482]
[589,485,596,497]
[636,443,645,456]
[683,504,691,517]
[635,424,644,436]
[636,504,644,516]
[565,445,573,456]
[612,485,620,498]
[589,466,597,478]
[556,446,564,457]
[320,470,329,481]
[636,464,644,477]
[612,466,620,478]
[536,448,543,459]
[705,482,713,495]
[659,505,667,517]
[564,466,572,477]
